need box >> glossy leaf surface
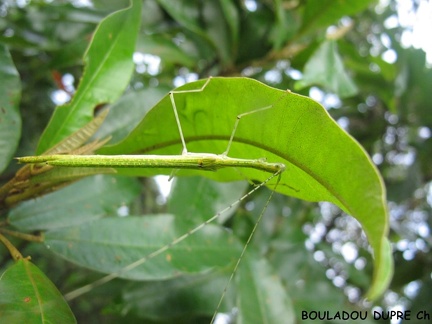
[0,259,75,323]
[44,216,242,280]
[100,77,391,299]
[36,0,141,154]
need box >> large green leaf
[0,259,75,323]
[0,44,21,173]
[99,77,391,299]
[8,175,140,231]
[44,216,242,281]
[36,0,141,154]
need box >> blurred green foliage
[0,0,431,323]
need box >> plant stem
[0,228,43,243]
[0,233,23,261]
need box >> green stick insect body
[17,153,285,174]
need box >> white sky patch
[72,0,92,7]
[354,257,366,270]
[417,223,429,237]
[418,126,431,139]
[286,68,302,80]
[213,312,233,324]
[309,87,324,103]
[244,0,258,12]
[382,49,397,63]
[154,175,173,200]
[383,0,432,65]
[372,153,384,165]
[173,72,199,87]
[337,117,350,130]
[313,250,326,262]
[51,89,71,105]
[133,52,161,75]
[309,87,342,109]
[16,0,30,7]
[117,205,129,217]
[264,70,282,83]
[404,280,421,299]
[384,14,399,29]
[340,242,358,263]
[62,73,75,93]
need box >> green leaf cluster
[2,0,420,322]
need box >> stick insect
[17,77,291,323]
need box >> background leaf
[8,175,140,231]
[236,255,295,324]
[295,40,358,97]
[120,269,234,321]
[157,0,238,66]
[136,34,196,67]
[300,0,376,35]
[36,0,141,154]
[3,0,422,321]
[0,259,75,323]
[93,87,170,145]
[168,176,248,224]
[44,216,242,280]
[0,44,21,173]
